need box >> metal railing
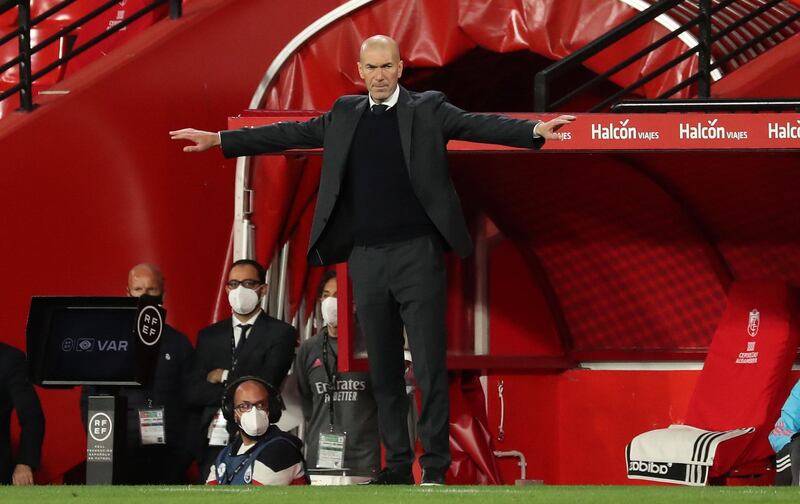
[0,0,182,112]
[534,0,800,112]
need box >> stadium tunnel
[217,0,800,484]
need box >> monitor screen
[26,297,163,386]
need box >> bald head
[127,263,164,298]
[357,35,403,102]
[359,35,400,62]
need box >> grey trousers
[348,234,450,472]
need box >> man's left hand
[12,464,34,485]
[535,115,576,140]
[207,368,225,384]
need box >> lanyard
[231,324,250,373]
[230,332,239,373]
[321,331,338,430]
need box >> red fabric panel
[212,225,235,323]
[302,266,326,321]
[264,0,698,110]
[286,199,315,320]
[686,281,799,470]
[250,156,305,265]
[448,373,501,484]
[279,157,322,243]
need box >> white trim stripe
[249,0,377,109]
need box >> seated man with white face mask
[187,259,297,483]
[207,376,307,485]
[294,271,380,476]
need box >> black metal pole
[698,0,712,98]
[534,72,548,112]
[169,0,182,20]
[17,0,33,111]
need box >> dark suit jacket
[221,86,543,266]
[185,312,296,454]
[0,343,44,484]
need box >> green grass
[1,486,800,504]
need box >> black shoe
[421,468,446,486]
[363,467,415,485]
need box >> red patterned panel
[645,151,800,284]
[452,152,727,352]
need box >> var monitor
[26,296,165,387]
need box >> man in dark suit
[171,35,572,485]
[0,342,44,485]
[186,259,297,483]
[81,263,195,484]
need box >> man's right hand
[169,128,221,152]
[207,368,225,384]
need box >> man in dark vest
[171,35,573,485]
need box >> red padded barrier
[263,0,699,111]
[686,281,799,472]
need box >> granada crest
[748,309,760,337]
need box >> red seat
[0,4,17,27]
[0,21,67,86]
[627,281,799,485]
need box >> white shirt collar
[368,85,400,110]
[232,310,261,330]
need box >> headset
[221,375,283,425]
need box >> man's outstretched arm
[534,115,576,141]
[436,94,575,146]
[169,129,220,152]
[170,111,331,157]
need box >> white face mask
[228,286,260,315]
[238,408,269,437]
[321,296,338,328]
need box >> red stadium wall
[0,0,343,483]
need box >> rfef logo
[137,306,163,346]
[89,412,113,442]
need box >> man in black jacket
[81,263,194,484]
[171,35,572,485]
[0,342,44,485]
[187,259,297,483]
